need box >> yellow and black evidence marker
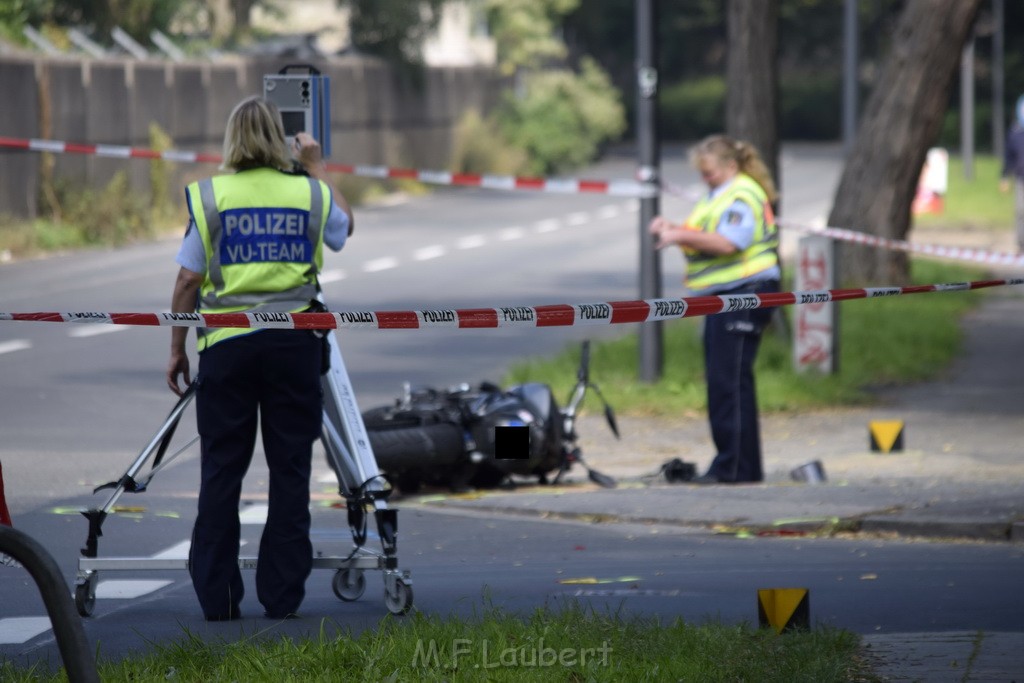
[757,588,810,634]
[869,420,905,453]
[495,425,530,460]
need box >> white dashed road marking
[457,234,486,249]
[319,269,346,284]
[0,340,31,356]
[566,212,589,226]
[363,257,399,273]
[499,227,525,241]
[533,219,561,233]
[413,245,446,261]
[239,504,269,525]
[68,325,129,338]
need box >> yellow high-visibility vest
[186,167,330,350]
[682,173,779,293]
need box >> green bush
[0,170,156,258]
[496,57,626,176]
[65,171,153,245]
[936,102,998,153]
[780,73,841,140]
[148,122,176,223]
[449,108,528,175]
[659,76,726,141]
[659,73,843,141]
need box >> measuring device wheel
[384,578,413,615]
[332,568,366,602]
[74,579,96,617]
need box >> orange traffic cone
[0,461,12,527]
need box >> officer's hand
[999,178,1011,194]
[648,216,670,235]
[167,350,191,396]
[293,132,323,170]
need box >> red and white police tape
[0,135,656,198]
[3,278,1021,332]
[780,222,1024,269]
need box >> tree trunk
[230,0,255,40]
[828,0,984,285]
[725,0,780,193]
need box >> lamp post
[636,0,663,382]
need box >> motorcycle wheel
[367,422,466,493]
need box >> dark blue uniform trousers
[703,279,780,483]
[191,329,322,620]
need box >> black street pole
[992,0,1005,162]
[842,0,858,156]
[636,0,663,382]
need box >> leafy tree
[338,0,446,67]
[498,57,626,174]
[486,0,578,75]
[828,0,985,285]
[1,0,201,43]
[725,0,779,193]
[482,0,625,174]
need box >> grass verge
[503,258,988,416]
[913,154,1014,230]
[0,604,876,682]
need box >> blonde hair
[691,134,778,204]
[221,96,292,172]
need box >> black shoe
[690,474,720,485]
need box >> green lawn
[914,154,1015,230]
[1,605,875,682]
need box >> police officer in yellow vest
[166,96,353,620]
[649,135,780,484]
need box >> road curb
[424,498,1022,544]
[857,516,1014,542]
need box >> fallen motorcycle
[362,341,619,493]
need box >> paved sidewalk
[420,285,1024,681]
[861,631,1024,682]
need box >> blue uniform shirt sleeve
[323,201,349,252]
[175,220,207,273]
[715,199,756,250]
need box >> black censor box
[494,425,530,460]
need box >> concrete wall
[0,54,505,219]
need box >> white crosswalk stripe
[0,617,52,645]
[94,579,173,599]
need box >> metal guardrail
[0,526,99,683]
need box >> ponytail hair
[692,134,778,204]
